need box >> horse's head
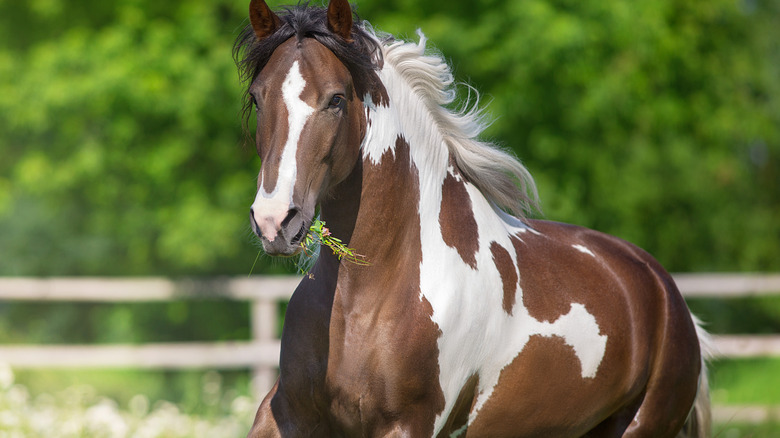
[242,0,370,255]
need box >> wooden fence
[0,276,299,396]
[1,274,780,400]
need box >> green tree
[0,0,272,275]
[1,0,778,276]
[359,0,780,271]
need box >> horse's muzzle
[250,206,307,256]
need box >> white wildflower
[85,398,129,438]
[0,364,14,390]
[128,394,150,417]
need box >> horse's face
[248,34,365,255]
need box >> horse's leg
[583,386,692,438]
[599,317,700,436]
[247,378,332,438]
[620,389,694,438]
[621,315,701,436]
[247,379,282,438]
[619,352,706,437]
[580,393,643,438]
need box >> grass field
[5,358,780,436]
[11,358,780,407]
[712,358,780,405]
[10,368,254,416]
[715,423,780,438]
[0,365,256,437]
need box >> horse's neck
[319,137,422,269]
[319,64,519,293]
[318,159,363,248]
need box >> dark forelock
[233,3,385,131]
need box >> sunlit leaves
[0,0,778,275]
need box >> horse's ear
[249,0,281,40]
[327,0,354,42]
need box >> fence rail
[673,273,780,298]
[0,276,299,396]
[1,274,780,397]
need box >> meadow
[2,358,780,437]
[0,365,256,438]
[0,295,778,437]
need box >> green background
[1,0,778,277]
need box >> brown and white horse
[234,1,712,436]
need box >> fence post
[251,298,278,400]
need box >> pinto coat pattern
[234,1,712,436]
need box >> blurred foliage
[687,296,780,335]
[1,0,779,276]
[0,301,251,344]
[0,0,263,276]
[359,0,780,272]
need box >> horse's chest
[324,303,445,435]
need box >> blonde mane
[377,31,539,218]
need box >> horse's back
[461,220,700,437]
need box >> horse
[233,1,712,436]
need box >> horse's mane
[379,33,539,218]
[233,4,539,218]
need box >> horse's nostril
[249,208,260,232]
[291,223,307,245]
[281,208,299,228]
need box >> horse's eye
[251,95,259,111]
[329,95,346,110]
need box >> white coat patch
[536,303,608,379]
[572,244,596,257]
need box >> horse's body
[234,1,711,436]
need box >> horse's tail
[678,315,715,438]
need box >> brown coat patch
[490,242,518,315]
[322,135,446,436]
[368,78,390,107]
[510,233,572,323]
[439,168,479,268]
[466,335,607,437]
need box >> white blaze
[251,61,314,239]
